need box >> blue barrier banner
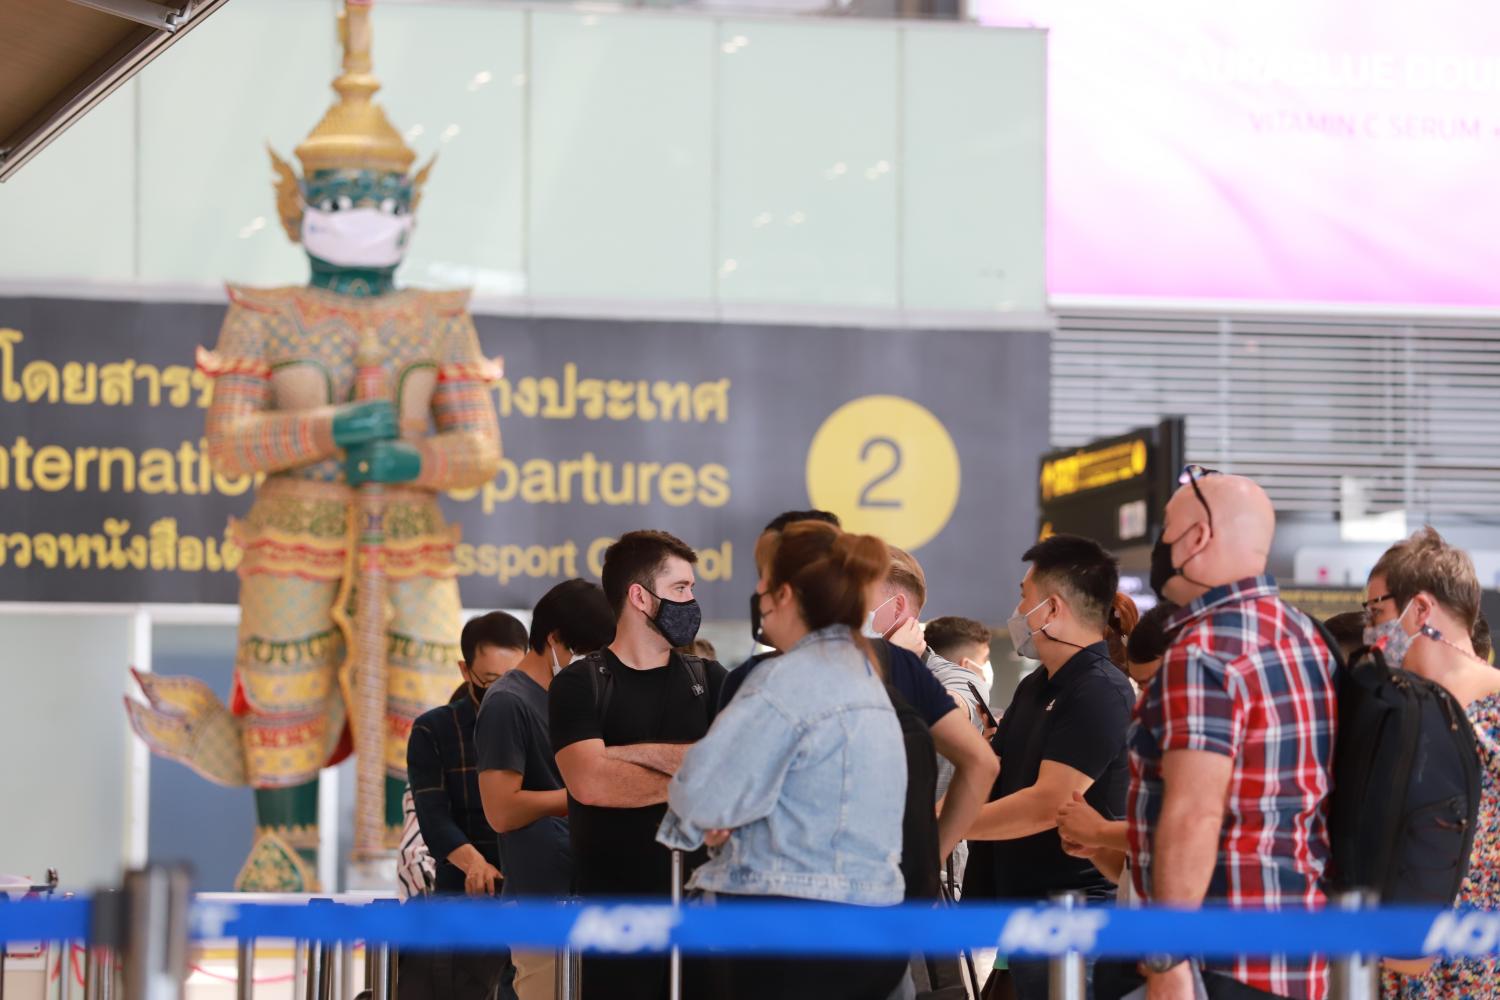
[0,898,90,942]
[8,896,1500,960]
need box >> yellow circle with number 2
[805,395,962,551]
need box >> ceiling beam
[0,0,232,182]
[61,0,189,32]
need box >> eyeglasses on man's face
[1362,592,1395,624]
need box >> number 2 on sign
[858,437,903,509]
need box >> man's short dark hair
[762,509,841,534]
[1126,602,1180,665]
[460,611,528,666]
[529,578,616,655]
[601,530,698,617]
[924,616,991,661]
[1021,534,1119,629]
[1323,611,1367,660]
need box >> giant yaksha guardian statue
[127,0,502,891]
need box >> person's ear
[1412,593,1435,631]
[774,582,794,610]
[629,582,652,615]
[1189,520,1213,559]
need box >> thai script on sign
[0,329,214,408]
[0,518,241,572]
[496,363,730,424]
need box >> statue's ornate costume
[126,0,501,890]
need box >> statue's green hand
[344,441,421,485]
[332,400,399,447]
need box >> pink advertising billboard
[977,0,1500,307]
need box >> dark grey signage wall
[0,295,1049,621]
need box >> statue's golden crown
[295,0,414,175]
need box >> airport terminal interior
[2,0,1498,998]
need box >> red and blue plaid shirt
[1127,576,1337,999]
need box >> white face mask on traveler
[862,594,898,638]
[1006,599,1051,660]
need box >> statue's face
[299,169,415,270]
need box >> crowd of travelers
[401,467,1499,1000]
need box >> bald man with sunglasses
[1129,469,1338,1000]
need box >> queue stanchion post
[303,941,331,1000]
[304,900,335,1000]
[1329,891,1380,1000]
[293,940,307,1000]
[555,898,582,1000]
[123,865,191,1000]
[86,886,127,1000]
[669,850,684,1000]
[235,938,255,1000]
[61,891,78,1000]
[365,899,395,1000]
[1047,893,1086,1000]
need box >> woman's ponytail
[1105,591,1140,672]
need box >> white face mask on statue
[301,206,413,268]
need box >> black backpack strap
[583,650,613,724]
[1308,615,1348,675]
[677,652,708,698]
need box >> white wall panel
[716,20,900,309]
[529,11,716,304]
[903,28,1046,315]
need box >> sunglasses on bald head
[1178,464,1221,530]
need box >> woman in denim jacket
[657,520,908,999]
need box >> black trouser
[704,894,908,1000]
[397,949,515,1000]
[1009,958,1094,1000]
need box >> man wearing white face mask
[924,616,996,700]
[477,580,615,1000]
[965,535,1136,1000]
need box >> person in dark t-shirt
[549,530,726,1000]
[725,509,995,865]
[964,535,1136,1000]
[477,579,615,1000]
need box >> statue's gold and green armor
[126,0,501,891]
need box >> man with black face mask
[549,530,727,1000]
[1130,469,1336,1000]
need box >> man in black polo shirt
[965,535,1135,1000]
[549,530,727,1000]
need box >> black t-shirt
[984,641,1135,901]
[720,640,954,728]
[549,649,727,896]
[475,669,573,899]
